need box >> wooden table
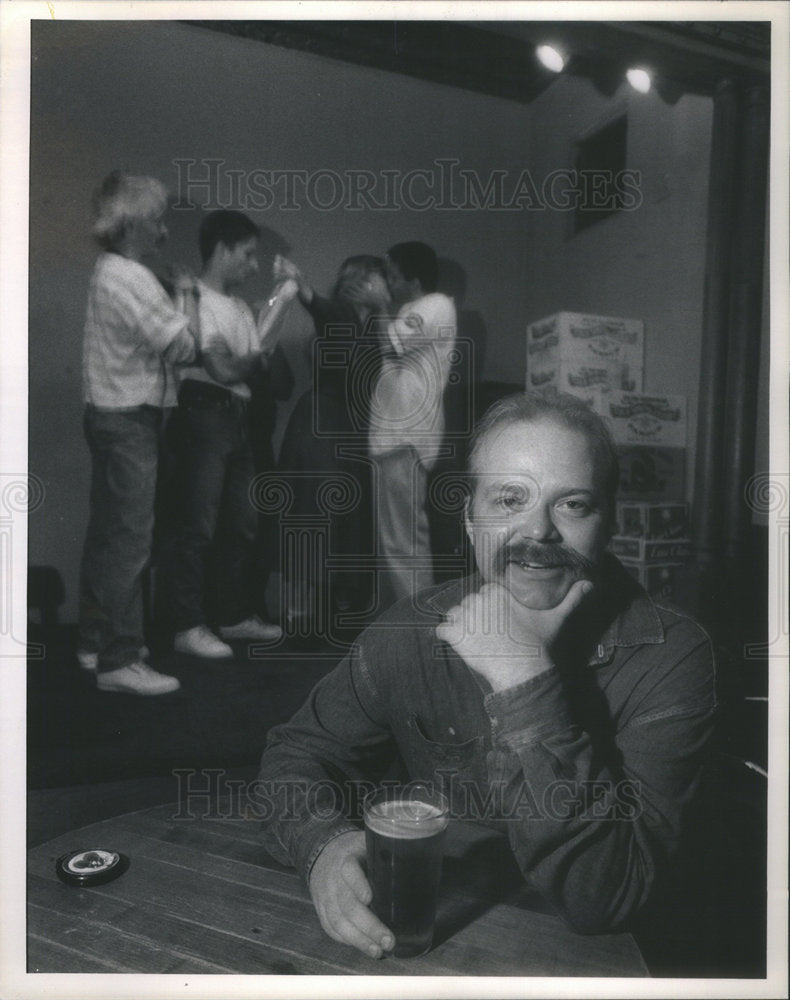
[27,802,649,977]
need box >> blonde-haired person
[275,254,391,627]
[78,171,199,695]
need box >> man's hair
[467,390,621,512]
[91,171,169,251]
[199,210,260,264]
[387,241,438,293]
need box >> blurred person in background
[275,253,390,626]
[77,171,199,695]
[165,210,297,659]
[368,241,457,607]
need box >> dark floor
[28,624,342,786]
[26,620,345,850]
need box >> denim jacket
[258,556,716,933]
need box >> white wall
[522,75,712,503]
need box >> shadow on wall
[438,257,488,382]
[151,204,293,303]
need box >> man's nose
[250,258,259,272]
[516,504,559,541]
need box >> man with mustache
[257,391,716,958]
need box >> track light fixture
[626,68,652,94]
[536,45,566,73]
[534,41,660,99]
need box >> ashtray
[55,848,130,887]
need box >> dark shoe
[78,645,150,671]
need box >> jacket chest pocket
[404,714,495,819]
[406,713,483,771]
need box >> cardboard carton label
[610,537,691,562]
[528,369,557,387]
[569,321,641,345]
[616,446,686,500]
[527,313,643,350]
[529,318,558,341]
[527,334,560,357]
[567,367,614,389]
[609,396,682,422]
[599,392,687,447]
[617,501,689,539]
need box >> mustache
[492,539,597,578]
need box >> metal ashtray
[55,848,130,887]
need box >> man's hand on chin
[436,578,593,692]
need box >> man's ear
[463,495,474,541]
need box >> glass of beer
[363,783,449,958]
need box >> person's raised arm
[273,255,314,307]
[167,271,202,364]
[200,279,298,385]
[255,276,298,350]
[118,265,197,365]
[386,295,456,357]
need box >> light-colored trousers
[373,445,435,608]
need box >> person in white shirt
[167,210,297,658]
[78,172,199,695]
[368,242,457,606]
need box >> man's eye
[495,492,527,511]
[559,498,590,515]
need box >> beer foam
[365,798,449,839]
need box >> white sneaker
[96,661,180,696]
[78,645,150,671]
[218,616,283,642]
[174,625,233,659]
[77,649,98,671]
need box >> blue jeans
[79,405,165,672]
[167,384,257,631]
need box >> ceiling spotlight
[536,45,566,73]
[626,68,652,93]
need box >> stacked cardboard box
[595,390,687,501]
[611,500,691,601]
[615,500,689,539]
[525,312,644,404]
[525,313,692,598]
[601,394,690,599]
